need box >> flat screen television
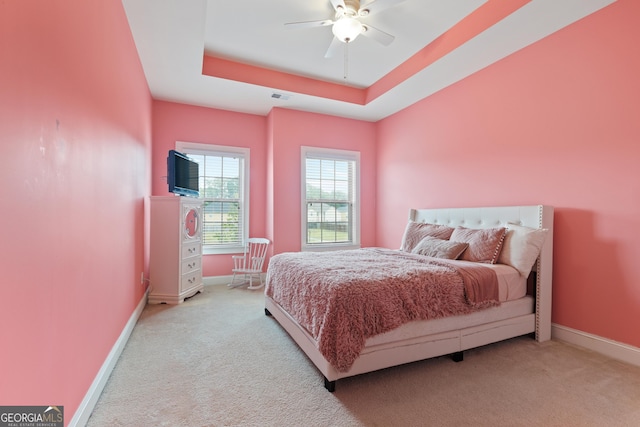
[167,150,199,197]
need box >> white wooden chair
[228,238,270,290]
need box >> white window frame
[176,141,250,255]
[301,146,360,252]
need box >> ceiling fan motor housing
[336,0,369,18]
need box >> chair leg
[248,273,264,290]
[227,272,242,288]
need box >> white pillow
[498,223,549,276]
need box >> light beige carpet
[87,284,640,427]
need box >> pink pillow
[450,226,507,264]
[400,221,455,252]
[411,236,468,260]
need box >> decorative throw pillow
[450,226,507,264]
[400,221,455,252]
[498,223,549,276]
[411,236,469,260]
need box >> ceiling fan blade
[361,24,395,46]
[284,19,334,30]
[324,36,343,59]
[330,0,347,13]
[359,0,406,16]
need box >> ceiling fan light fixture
[332,16,363,43]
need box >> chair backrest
[244,238,270,272]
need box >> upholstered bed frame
[265,205,554,391]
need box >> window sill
[203,246,244,255]
[302,243,360,252]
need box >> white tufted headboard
[409,205,554,342]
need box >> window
[176,141,249,254]
[301,146,360,251]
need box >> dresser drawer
[181,270,201,292]
[181,257,201,275]
[181,241,201,259]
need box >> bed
[264,205,553,391]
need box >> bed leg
[265,308,272,316]
[451,351,463,362]
[324,377,336,392]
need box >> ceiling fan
[285,0,407,58]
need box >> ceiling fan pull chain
[344,42,349,83]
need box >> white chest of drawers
[149,196,204,304]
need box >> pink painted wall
[376,0,640,349]
[267,108,377,255]
[151,104,377,270]
[151,101,268,276]
[0,0,151,423]
[2,1,631,421]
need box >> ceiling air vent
[271,93,291,101]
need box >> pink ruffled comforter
[265,248,499,372]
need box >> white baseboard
[203,274,265,287]
[203,275,234,286]
[552,323,640,368]
[69,289,149,427]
